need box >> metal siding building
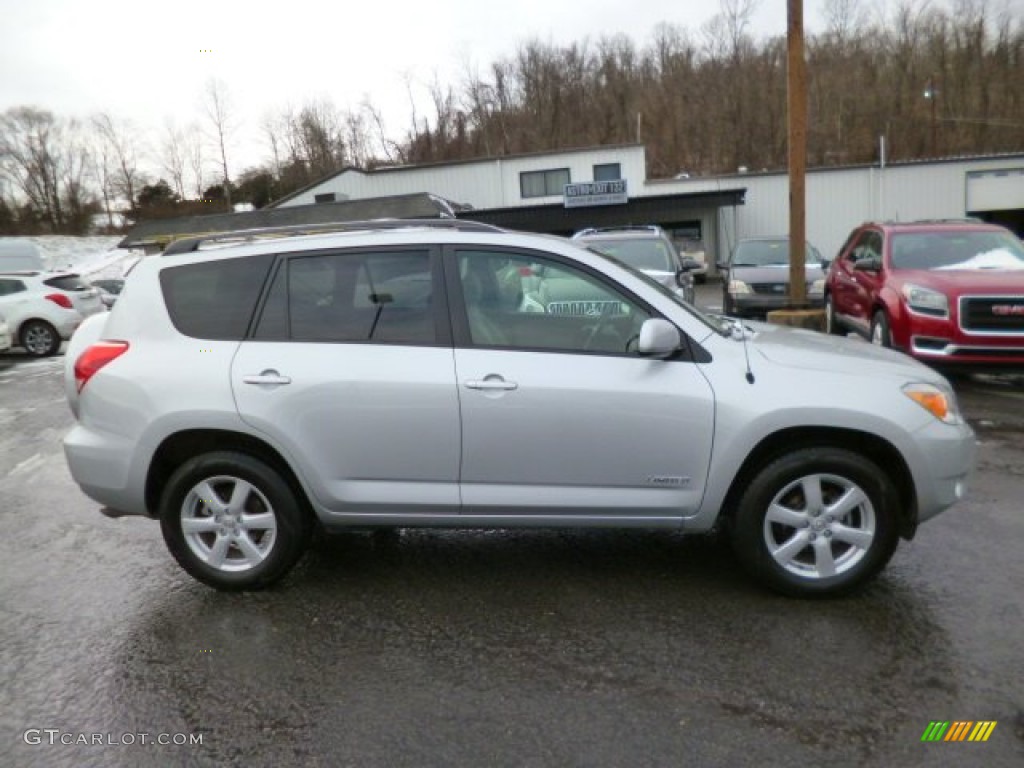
[270,146,1024,270]
[711,155,1024,260]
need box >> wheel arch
[719,426,918,540]
[145,429,315,522]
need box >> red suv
[824,220,1024,368]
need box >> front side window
[255,250,437,344]
[520,168,570,198]
[851,231,882,264]
[456,250,652,355]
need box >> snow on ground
[17,235,143,279]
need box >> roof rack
[161,218,505,256]
[867,217,985,226]
[572,225,661,238]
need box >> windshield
[732,240,821,266]
[583,237,675,272]
[891,231,1024,271]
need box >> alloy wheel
[762,472,876,580]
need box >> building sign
[563,180,628,208]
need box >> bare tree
[186,122,205,199]
[92,112,146,211]
[0,107,94,232]
[202,77,235,209]
[90,133,117,228]
[822,0,868,41]
[160,120,188,199]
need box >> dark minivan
[719,236,826,317]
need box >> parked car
[63,220,974,597]
[0,239,45,272]
[0,311,12,353]
[0,271,104,356]
[90,278,125,308]
[824,219,1024,368]
[718,237,827,317]
[572,226,700,304]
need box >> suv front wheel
[159,451,312,590]
[731,447,899,597]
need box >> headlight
[809,278,826,294]
[902,382,962,424]
[902,283,948,316]
[728,279,751,295]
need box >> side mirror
[819,257,832,270]
[675,258,701,289]
[637,318,681,359]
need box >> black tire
[730,447,900,597]
[20,320,61,357]
[723,292,735,316]
[870,310,892,347]
[825,295,842,336]
[159,451,312,590]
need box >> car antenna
[733,319,755,384]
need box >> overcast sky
[2,0,1018,176]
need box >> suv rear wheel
[21,320,60,357]
[159,452,311,590]
[731,447,900,597]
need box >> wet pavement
[1,344,1022,768]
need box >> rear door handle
[243,369,292,386]
[465,377,518,391]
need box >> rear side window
[254,249,437,344]
[0,279,27,296]
[43,274,90,291]
[160,254,274,339]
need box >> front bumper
[907,418,976,525]
[731,293,825,315]
[899,312,1024,366]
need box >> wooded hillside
[1,0,1021,234]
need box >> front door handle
[465,376,518,391]
[243,369,292,386]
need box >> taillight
[74,341,129,392]
[45,293,74,309]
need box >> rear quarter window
[43,275,90,291]
[160,254,274,339]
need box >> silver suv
[63,220,975,596]
[572,226,698,304]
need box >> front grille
[750,283,788,295]
[959,296,1024,334]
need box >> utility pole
[787,0,807,307]
[924,77,939,156]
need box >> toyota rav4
[63,220,975,597]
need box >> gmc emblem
[992,304,1024,316]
